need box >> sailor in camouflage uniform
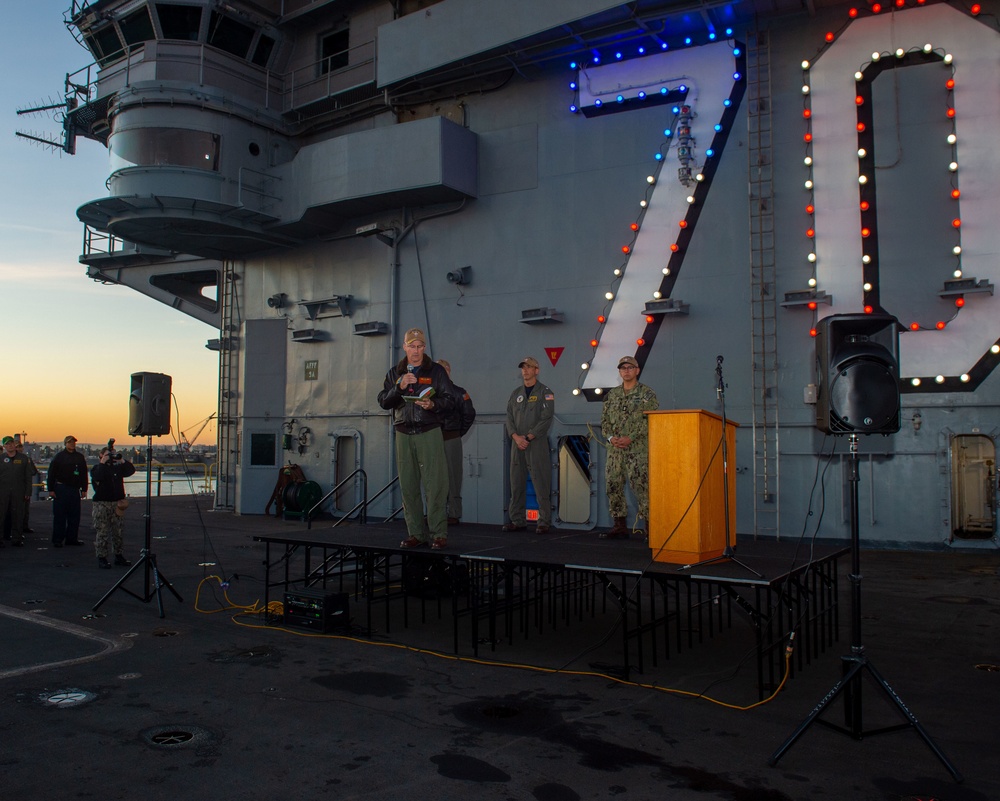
[600,356,658,538]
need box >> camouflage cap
[617,356,639,369]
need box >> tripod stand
[93,436,183,618]
[679,355,760,577]
[769,433,962,781]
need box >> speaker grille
[828,358,900,434]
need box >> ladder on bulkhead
[214,260,241,510]
[746,27,780,540]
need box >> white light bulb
[807,252,817,263]
[864,282,873,291]
[953,246,962,255]
[805,179,814,189]
[993,345,1000,355]
[802,85,810,95]
[944,53,953,64]
[662,267,671,275]
[854,71,863,81]
[858,175,868,185]
[857,148,867,158]
[923,44,933,54]
[613,268,621,276]
[605,291,614,300]
[801,60,810,70]
[895,48,905,58]
[686,195,695,204]
[960,374,970,383]
[652,290,662,299]
[872,52,881,61]
[947,134,956,145]
[581,362,589,370]
[808,277,817,288]
[911,377,922,386]
[695,173,704,182]
[646,175,656,184]
[572,388,581,395]
[949,162,958,172]
[804,156,813,166]
[862,254,871,264]
[953,269,963,278]
[594,387,603,395]
[640,200,648,208]
[935,375,946,384]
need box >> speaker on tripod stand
[94,372,182,618]
[770,313,961,781]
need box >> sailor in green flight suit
[504,356,555,533]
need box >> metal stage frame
[254,526,846,698]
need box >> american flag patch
[544,393,554,400]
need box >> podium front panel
[647,410,737,564]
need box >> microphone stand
[679,355,760,577]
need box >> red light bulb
[952,219,961,229]
[951,189,960,199]
[669,243,679,252]
[636,338,645,347]
[849,7,858,17]
[910,322,920,331]
[804,132,813,143]
[860,200,870,211]
[597,315,606,324]
[955,297,966,308]
[872,3,882,12]
[806,204,815,214]
[946,79,955,90]
[678,220,688,228]
[807,301,818,310]
[630,223,638,232]
[861,227,870,238]
[946,108,956,119]
[936,321,947,330]
[803,109,812,119]
[825,32,835,42]
[645,315,655,324]
[864,305,874,314]
[622,245,630,254]
[855,95,864,106]
[590,339,599,348]
[972,3,981,14]
[806,228,815,238]
[809,328,818,337]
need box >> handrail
[306,468,367,529]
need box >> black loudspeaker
[128,372,172,436]
[815,314,900,435]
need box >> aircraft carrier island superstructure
[38,0,1000,548]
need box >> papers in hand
[403,386,435,402]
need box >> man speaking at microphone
[378,328,458,549]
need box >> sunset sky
[1,8,219,447]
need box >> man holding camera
[90,441,136,569]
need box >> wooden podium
[647,410,737,564]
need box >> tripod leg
[92,553,150,612]
[769,658,865,766]
[862,660,964,782]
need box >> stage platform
[255,521,847,697]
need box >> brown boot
[600,517,629,539]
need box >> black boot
[600,517,630,539]
[114,553,132,567]
[98,557,111,569]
